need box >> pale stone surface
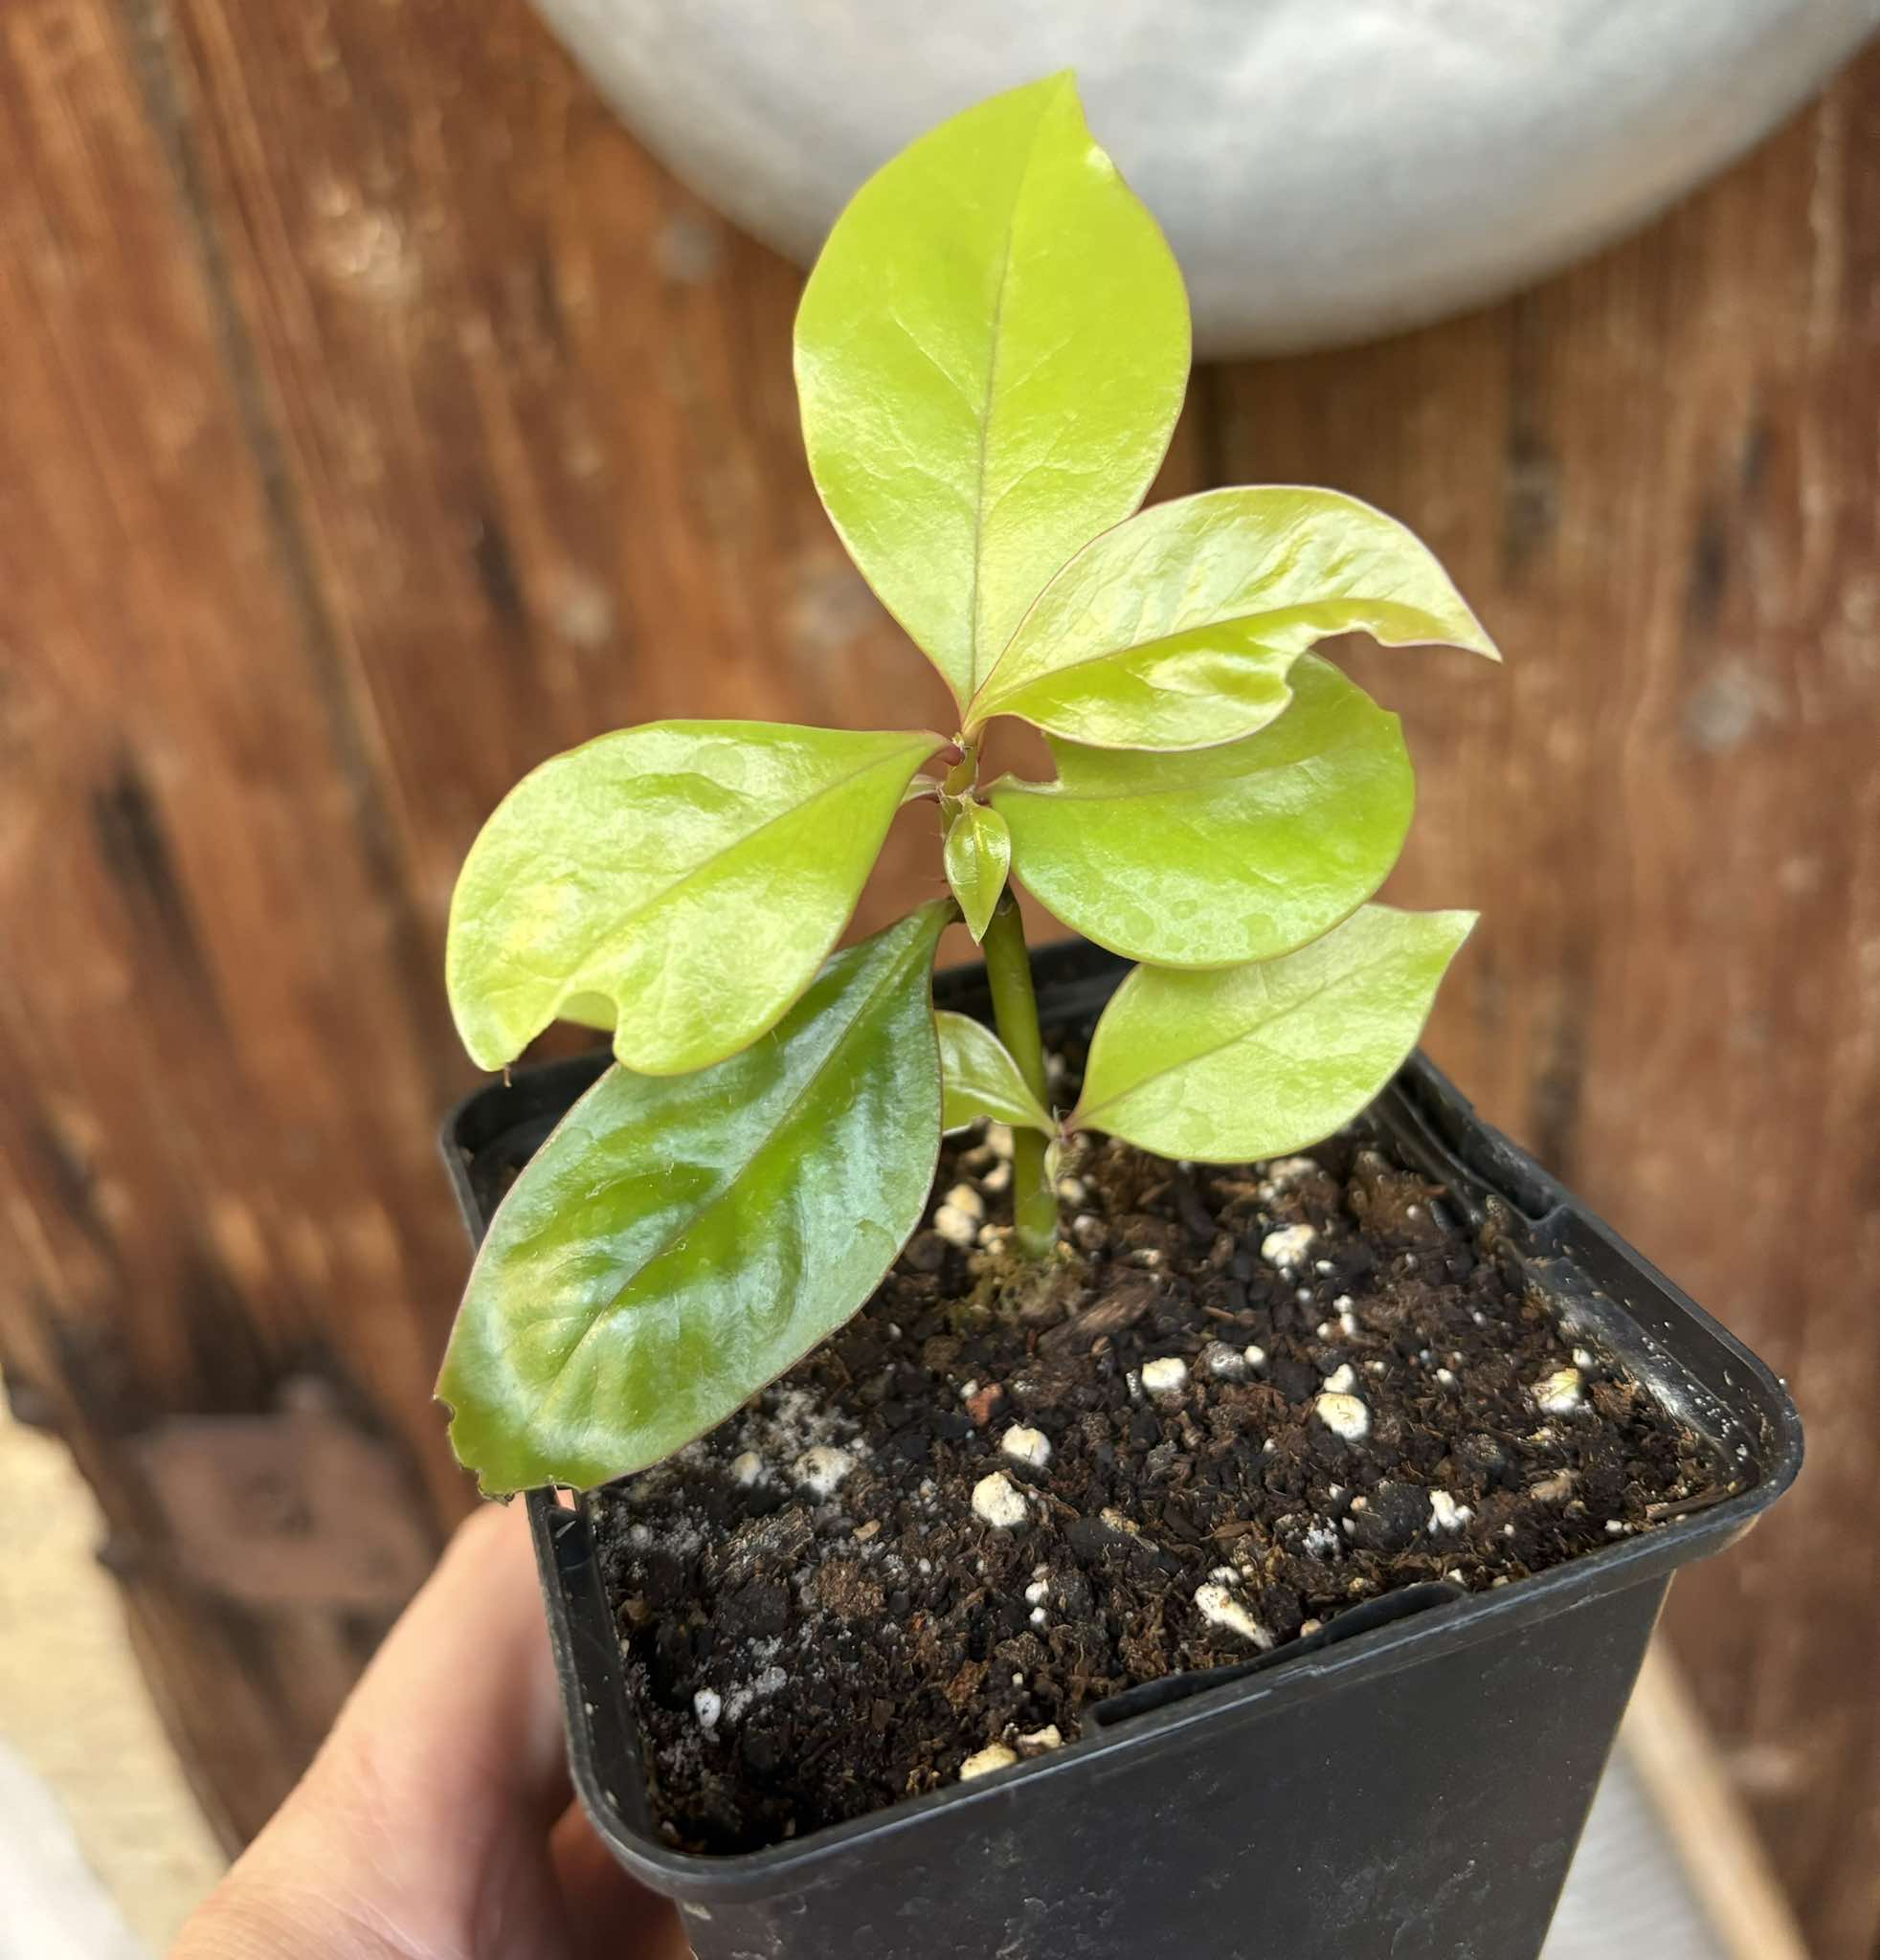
[0,1391,225,1951]
[0,1743,147,1960]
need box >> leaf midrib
[966,96,1056,699]
[543,734,933,1010]
[976,602,1331,722]
[1075,935,1429,1128]
[535,919,936,1399]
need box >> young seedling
[439,74,1498,1495]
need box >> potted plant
[436,76,1800,1960]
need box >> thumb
[176,1503,576,1959]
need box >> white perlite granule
[1201,1341,1246,1379]
[1261,1224,1317,1270]
[1265,1156,1318,1185]
[971,1471,1030,1529]
[793,1444,856,1497]
[723,1664,790,1725]
[960,1744,1018,1780]
[1000,1424,1052,1470]
[1533,1366,1585,1414]
[1428,1489,1473,1533]
[1313,1391,1371,1442]
[1194,1582,1274,1649]
[1321,1362,1357,1394]
[1141,1356,1189,1396]
[932,1202,980,1247]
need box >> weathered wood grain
[0,0,1873,1945]
[1212,81,1880,1955]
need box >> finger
[308,1500,572,1829]
[175,1503,576,1960]
[550,1803,690,1960]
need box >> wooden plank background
[0,2,1873,1949]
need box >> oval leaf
[1072,906,1476,1162]
[943,801,1012,944]
[447,721,941,1076]
[994,657,1414,967]
[938,1010,1053,1134]
[795,73,1190,708]
[967,486,1498,749]
[438,905,951,1494]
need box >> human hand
[171,1503,689,1959]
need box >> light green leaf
[438,905,951,1494]
[937,1010,1053,1134]
[795,72,1190,708]
[994,657,1414,967]
[943,801,1012,943]
[1072,905,1476,1162]
[967,487,1498,749]
[556,992,619,1033]
[446,721,942,1076]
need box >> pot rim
[442,940,1803,1904]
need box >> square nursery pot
[441,939,1802,1960]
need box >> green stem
[981,898,1058,1258]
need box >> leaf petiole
[980,897,1059,1257]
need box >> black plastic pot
[441,940,1802,1960]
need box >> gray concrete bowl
[531,0,1879,354]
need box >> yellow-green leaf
[438,906,951,1494]
[994,657,1414,967]
[1072,906,1476,1161]
[943,801,1012,943]
[795,73,1190,708]
[446,721,941,1076]
[937,1010,1053,1134]
[968,487,1498,749]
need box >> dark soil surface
[590,1102,1720,1855]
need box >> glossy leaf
[937,1011,1053,1134]
[438,906,951,1494]
[994,657,1414,967]
[943,801,1012,943]
[447,721,941,1076]
[967,487,1498,749]
[1072,905,1476,1162]
[795,73,1190,708]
